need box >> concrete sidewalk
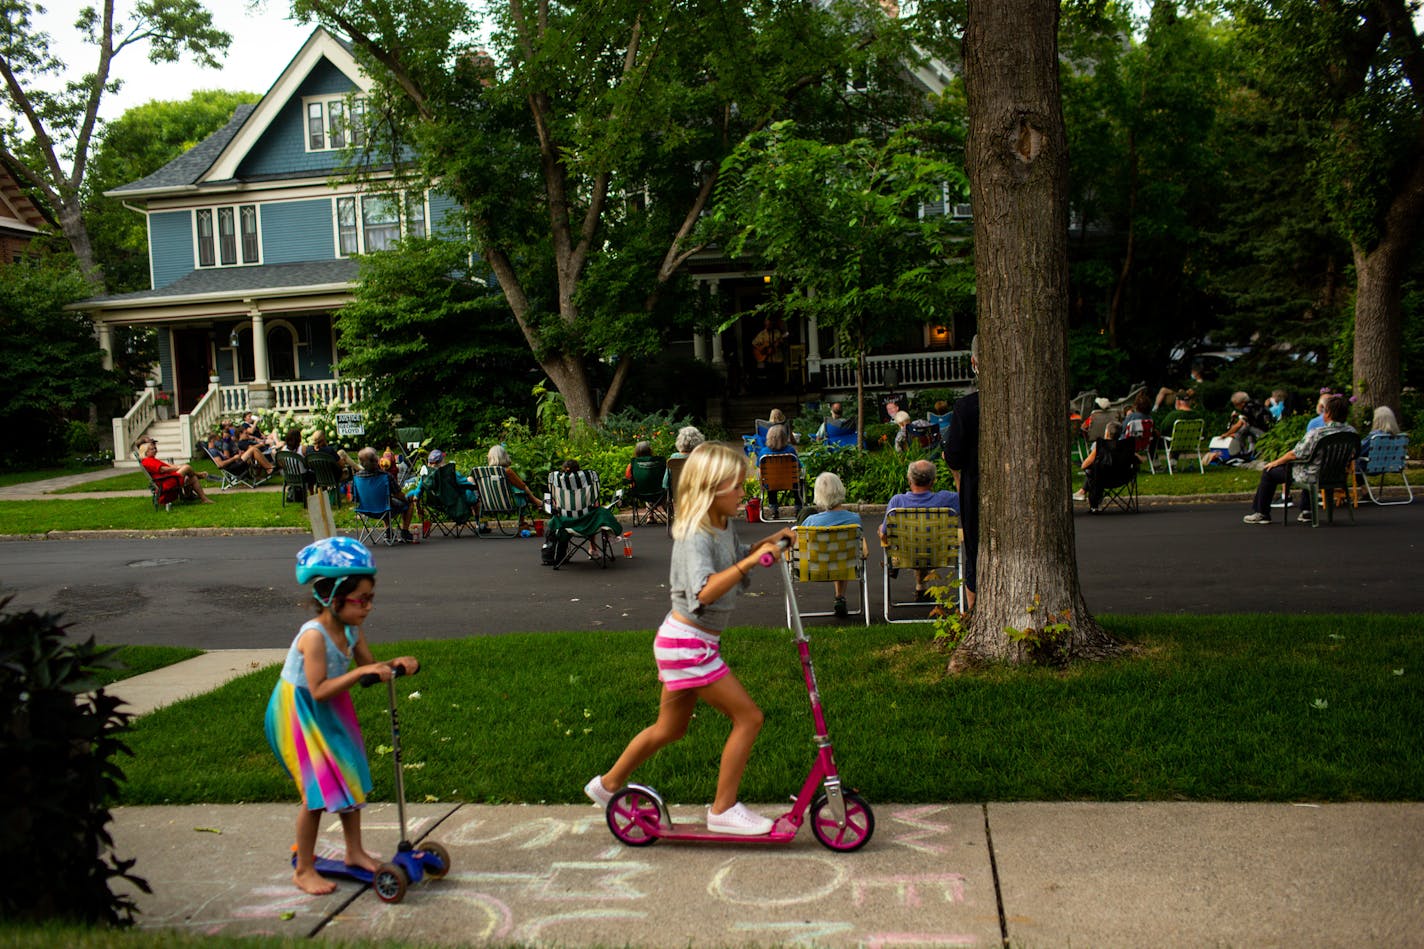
[110,800,1424,947]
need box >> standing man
[943,335,980,611]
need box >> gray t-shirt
[668,523,751,632]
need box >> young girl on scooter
[585,442,794,835]
[266,536,419,895]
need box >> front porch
[114,377,366,466]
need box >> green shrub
[1251,415,1310,461]
[0,599,147,925]
[65,421,99,454]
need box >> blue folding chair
[352,471,400,546]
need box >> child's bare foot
[344,849,381,873]
[293,867,336,895]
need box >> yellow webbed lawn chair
[786,524,871,627]
[880,506,963,623]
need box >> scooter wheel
[419,841,452,879]
[810,791,874,852]
[606,787,662,846]
[373,862,409,902]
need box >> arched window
[267,322,298,380]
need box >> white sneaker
[1072,490,1088,502]
[706,802,773,836]
[1242,513,1271,525]
[1296,511,1314,523]
[584,775,615,807]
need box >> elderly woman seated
[797,471,866,619]
[357,446,415,543]
[663,425,705,491]
[756,422,804,518]
[487,443,539,529]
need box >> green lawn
[93,645,204,687]
[0,493,315,533]
[118,615,1424,807]
[0,923,452,949]
[0,464,113,488]
[52,456,222,494]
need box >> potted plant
[155,390,173,419]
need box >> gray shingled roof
[79,259,359,307]
[107,104,258,194]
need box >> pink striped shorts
[653,613,729,692]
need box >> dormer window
[304,95,368,152]
[195,203,260,268]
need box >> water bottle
[622,531,633,558]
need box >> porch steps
[113,418,188,468]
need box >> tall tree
[1233,0,1424,417]
[0,0,229,288]
[291,0,922,425]
[707,118,974,443]
[957,0,1119,663]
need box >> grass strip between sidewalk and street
[94,645,204,687]
[0,922,460,949]
[0,494,315,533]
[117,614,1423,807]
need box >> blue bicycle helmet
[295,536,377,585]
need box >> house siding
[237,58,358,180]
[157,328,173,390]
[150,210,195,288]
[261,199,337,264]
[429,191,462,237]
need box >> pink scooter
[605,540,875,852]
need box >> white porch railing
[183,384,223,460]
[272,378,367,411]
[112,388,156,459]
[819,350,973,390]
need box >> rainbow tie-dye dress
[265,620,373,812]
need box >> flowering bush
[153,391,172,407]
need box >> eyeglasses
[343,595,375,608]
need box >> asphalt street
[1,498,1418,648]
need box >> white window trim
[192,202,263,269]
[332,190,430,258]
[301,94,369,154]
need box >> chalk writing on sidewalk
[442,813,604,849]
[888,804,953,854]
[851,874,967,907]
[707,854,848,906]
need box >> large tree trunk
[1352,243,1405,417]
[957,0,1119,665]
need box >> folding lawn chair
[823,418,859,449]
[627,456,669,526]
[881,507,963,623]
[136,449,196,512]
[785,524,871,627]
[546,469,621,569]
[1356,432,1413,506]
[664,456,686,537]
[756,453,804,522]
[1084,439,1140,514]
[468,465,527,535]
[352,471,401,546]
[202,442,272,490]
[1121,418,1156,474]
[1161,418,1206,475]
[419,464,476,537]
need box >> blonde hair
[671,442,748,541]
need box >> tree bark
[957,0,1119,665]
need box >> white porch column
[805,313,821,376]
[708,279,726,368]
[247,303,273,409]
[96,322,114,371]
[692,328,708,362]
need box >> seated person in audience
[1206,391,1270,465]
[623,440,654,487]
[1266,389,1289,422]
[879,459,959,601]
[664,425,705,490]
[1121,391,1152,432]
[1074,421,1138,511]
[1155,391,1201,434]
[815,402,845,440]
[1081,398,1118,442]
[487,443,539,529]
[208,429,275,476]
[359,446,415,543]
[307,429,358,481]
[1153,361,1205,412]
[1358,405,1401,473]
[281,428,316,490]
[756,422,803,518]
[798,471,866,619]
[1243,395,1356,525]
[137,437,213,504]
[1305,391,1331,432]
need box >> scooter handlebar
[359,664,412,687]
[758,537,792,567]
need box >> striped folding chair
[547,469,619,568]
[786,524,871,627]
[880,507,963,623]
[469,465,525,535]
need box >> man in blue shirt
[881,459,960,600]
[1244,395,1356,524]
